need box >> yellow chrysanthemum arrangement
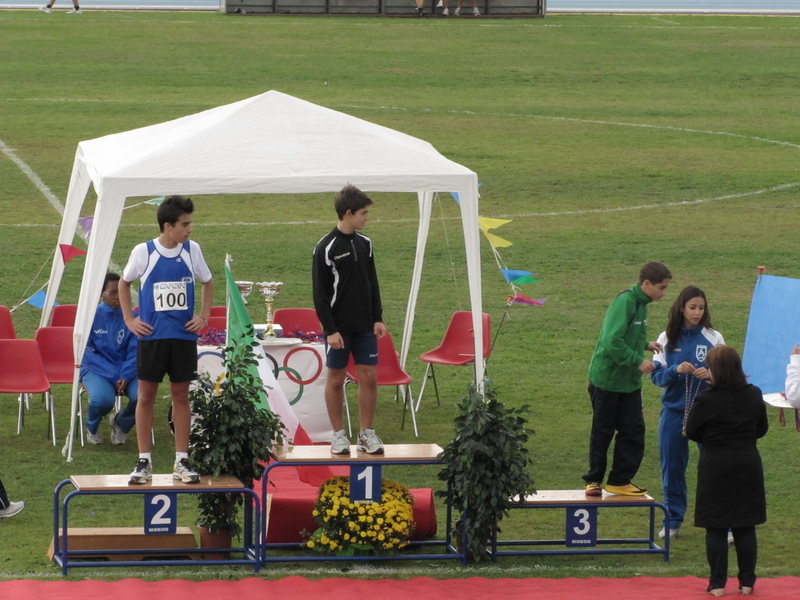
[306,476,415,556]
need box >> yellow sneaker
[604,483,647,496]
[585,482,603,497]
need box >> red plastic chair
[272,308,321,336]
[0,339,53,444]
[343,331,418,437]
[0,306,17,339]
[35,326,77,445]
[210,306,227,318]
[51,304,78,327]
[417,311,491,411]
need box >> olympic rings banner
[198,340,332,443]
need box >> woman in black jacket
[686,345,768,597]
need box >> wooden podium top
[69,474,245,491]
[515,490,655,505]
[274,443,444,463]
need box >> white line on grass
[4,181,799,228]
[335,104,800,151]
[496,181,800,219]
[0,137,125,275]
[0,137,64,216]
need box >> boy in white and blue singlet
[119,195,214,485]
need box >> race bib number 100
[153,280,188,312]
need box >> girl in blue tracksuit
[651,286,724,539]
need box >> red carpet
[2,576,798,599]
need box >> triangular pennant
[511,293,547,306]
[77,216,94,241]
[479,217,514,248]
[59,244,87,264]
[478,216,513,231]
[502,269,534,282]
[510,274,541,285]
[145,196,166,206]
[482,231,513,248]
[26,290,58,309]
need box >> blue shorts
[326,332,378,370]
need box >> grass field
[0,10,799,581]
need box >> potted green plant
[189,338,285,555]
[436,381,535,562]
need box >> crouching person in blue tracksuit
[80,272,138,445]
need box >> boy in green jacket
[583,261,672,497]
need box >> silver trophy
[256,281,283,338]
[235,280,253,306]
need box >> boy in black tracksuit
[312,185,386,455]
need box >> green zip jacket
[588,283,653,393]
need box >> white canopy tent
[42,90,483,461]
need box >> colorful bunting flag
[478,216,513,249]
[78,216,94,241]
[145,196,166,206]
[501,269,540,283]
[26,289,58,309]
[59,244,87,264]
[511,293,547,306]
[510,274,541,285]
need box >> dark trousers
[0,477,9,509]
[583,383,645,486]
[706,526,757,590]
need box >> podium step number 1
[350,465,382,503]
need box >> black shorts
[325,332,378,369]
[137,338,197,384]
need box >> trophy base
[254,324,283,338]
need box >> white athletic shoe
[66,8,82,13]
[473,7,480,15]
[129,458,152,484]
[173,458,200,483]
[108,412,126,445]
[357,429,384,454]
[330,429,351,455]
[86,430,103,445]
[658,527,681,540]
[0,501,25,519]
[39,6,52,12]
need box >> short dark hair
[665,285,713,350]
[102,272,120,292]
[334,185,374,220]
[639,261,672,285]
[706,345,748,390]
[157,195,194,232]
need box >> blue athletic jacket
[651,325,724,412]
[79,302,138,383]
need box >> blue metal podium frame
[488,490,670,562]
[52,474,261,575]
[259,443,466,565]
